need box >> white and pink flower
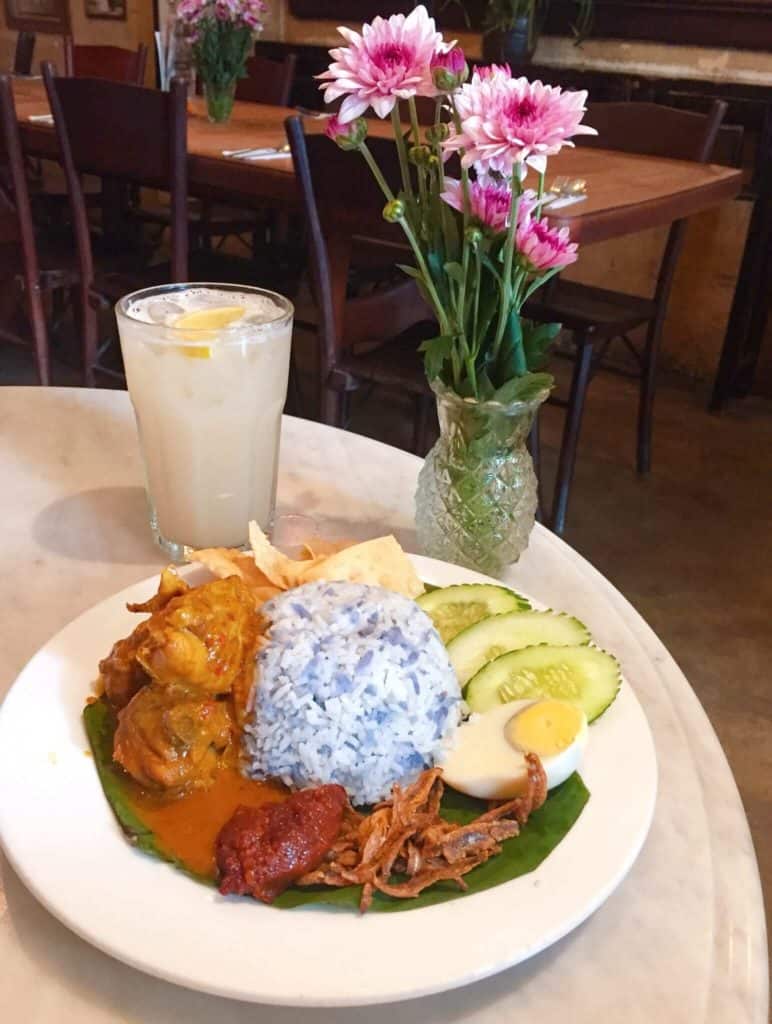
[516,215,578,272]
[442,180,543,237]
[444,74,596,177]
[441,177,510,233]
[317,4,444,122]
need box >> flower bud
[430,46,468,93]
[409,144,430,166]
[426,121,450,145]
[382,198,405,223]
[325,114,368,151]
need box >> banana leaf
[84,699,589,913]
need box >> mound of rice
[243,581,461,805]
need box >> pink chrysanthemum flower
[442,180,540,235]
[470,63,512,83]
[317,4,444,123]
[516,215,578,272]
[441,177,510,233]
[444,75,596,176]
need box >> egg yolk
[505,700,583,757]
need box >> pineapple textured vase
[415,382,547,576]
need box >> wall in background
[0,0,154,80]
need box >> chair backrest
[12,31,35,76]
[42,63,188,282]
[236,52,297,106]
[579,100,727,164]
[286,114,412,382]
[63,37,147,85]
[580,100,728,307]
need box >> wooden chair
[0,74,52,383]
[12,32,35,76]
[43,64,188,385]
[526,100,728,534]
[196,53,298,253]
[285,115,436,454]
[236,52,296,106]
[63,38,147,85]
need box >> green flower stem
[536,170,546,221]
[391,106,414,203]
[408,97,428,214]
[398,215,451,337]
[360,139,451,356]
[524,264,562,303]
[472,246,482,357]
[449,95,471,233]
[358,141,395,203]
[492,177,522,363]
[458,240,475,390]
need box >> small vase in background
[204,79,236,123]
[415,381,548,577]
[482,15,537,66]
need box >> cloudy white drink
[117,284,293,554]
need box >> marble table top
[0,386,767,1024]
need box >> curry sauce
[125,768,288,878]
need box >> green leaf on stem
[475,368,496,401]
[419,334,455,380]
[493,372,554,405]
[494,309,526,384]
[396,263,423,281]
[443,261,466,287]
[523,320,562,371]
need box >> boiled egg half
[439,699,588,799]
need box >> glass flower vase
[415,381,548,576]
[204,79,236,123]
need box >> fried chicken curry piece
[98,569,190,709]
[113,685,234,790]
[132,576,263,706]
[100,572,265,792]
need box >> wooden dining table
[0,386,768,1022]
[10,76,742,245]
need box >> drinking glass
[116,282,294,561]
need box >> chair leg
[81,296,98,388]
[27,282,50,386]
[550,336,594,536]
[412,394,434,456]
[636,318,664,475]
[320,386,345,428]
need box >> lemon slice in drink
[174,305,246,359]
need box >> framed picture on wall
[5,0,69,33]
[85,0,127,19]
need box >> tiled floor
[3,338,771,983]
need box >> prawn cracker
[190,547,277,592]
[300,537,354,559]
[298,536,424,598]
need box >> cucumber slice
[448,610,591,686]
[417,584,531,644]
[465,644,621,723]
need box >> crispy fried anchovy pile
[297,754,548,912]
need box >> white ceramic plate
[0,556,657,1007]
